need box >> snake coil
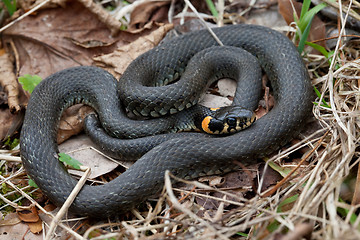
[20,24,313,217]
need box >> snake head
[201,106,256,135]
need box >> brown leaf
[129,1,170,31]
[259,164,283,192]
[42,202,57,213]
[0,214,21,226]
[0,212,43,239]
[278,0,326,48]
[2,1,171,142]
[17,205,39,223]
[57,105,93,144]
[2,1,142,79]
[94,23,173,78]
[0,108,17,141]
[58,134,119,179]
[198,176,225,187]
[27,220,43,234]
[0,51,28,112]
[195,164,260,210]
[255,106,268,119]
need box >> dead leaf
[42,202,57,213]
[0,212,43,240]
[128,1,170,31]
[58,134,119,179]
[75,0,122,36]
[258,164,283,192]
[194,164,260,211]
[278,0,326,48]
[198,176,225,187]
[199,94,232,109]
[27,220,42,234]
[57,105,93,144]
[17,205,39,223]
[0,215,21,226]
[94,23,173,78]
[17,0,66,12]
[16,205,43,234]
[2,1,171,143]
[217,79,237,98]
[0,109,17,141]
[255,106,267,119]
[2,0,147,79]
[0,52,28,112]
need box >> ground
[0,0,359,239]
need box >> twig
[0,0,51,33]
[165,170,229,240]
[183,0,223,46]
[45,167,91,240]
[0,154,21,162]
[261,130,330,197]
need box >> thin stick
[261,130,330,197]
[183,0,224,46]
[45,167,91,240]
[0,154,22,162]
[165,170,229,240]
[0,0,51,33]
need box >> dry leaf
[57,105,93,144]
[17,206,39,223]
[0,109,24,141]
[58,134,119,179]
[198,176,225,187]
[217,79,237,98]
[199,94,232,109]
[0,212,43,240]
[2,0,137,79]
[0,109,16,141]
[259,164,283,192]
[0,215,21,226]
[128,1,170,31]
[94,23,173,78]
[27,220,42,234]
[0,52,28,112]
[42,202,57,213]
[2,0,170,143]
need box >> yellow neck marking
[201,116,213,134]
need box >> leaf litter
[0,0,359,239]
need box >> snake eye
[226,117,236,126]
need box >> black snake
[20,24,313,217]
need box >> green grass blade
[305,41,330,58]
[205,0,218,18]
[3,0,17,16]
[299,3,327,32]
[298,15,314,54]
[299,0,312,21]
[277,194,299,212]
[313,86,331,108]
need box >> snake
[20,24,313,218]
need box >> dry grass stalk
[1,0,360,239]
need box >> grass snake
[20,24,313,217]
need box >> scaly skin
[20,24,313,217]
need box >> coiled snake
[20,24,313,217]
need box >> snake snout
[201,106,255,135]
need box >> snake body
[20,24,313,217]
